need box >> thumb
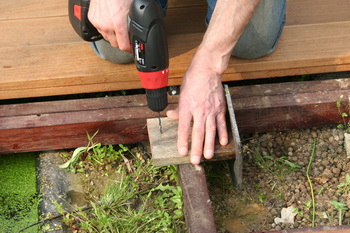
[166,108,179,120]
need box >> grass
[57,139,185,232]
[306,139,317,228]
[0,153,40,233]
[252,150,301,182]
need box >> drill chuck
[146,87,168,112]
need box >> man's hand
[167,0,260,165]
[88,0,133,52]
[167,48,229,165]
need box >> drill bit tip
[158,112,163,134]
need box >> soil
[38,126,350,233]
[206,126,350,233]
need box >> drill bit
[158,112,163,134]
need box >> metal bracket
[224,84,243,186]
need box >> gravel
[207,126,350,232]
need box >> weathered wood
[147,118,235,166]
[1,78,349,154]
[178,164,216,233]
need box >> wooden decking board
[2,20,350,99]
[0,0,205,21]
[0,1,66,20]
[2,0,349,25]
[1,0,350,100]
[285,0,350,26]
[2,17,80,48]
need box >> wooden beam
[0,78,349,154]
[178,164,216,233]
[147,118,235,166]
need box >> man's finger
[166,108,179,120]
[115,27,131,52]
[217,111,228,145]
[102,31,119,48]
[190,114,205,165]
[177,110,192,157]
[204,115,216,160]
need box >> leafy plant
[59,131,100,172]
[337,174,350,194]
[336,95,350,133]
[258,192,266,203]
[330,200,348,226]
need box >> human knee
[91,39,134,64]
[233,0,287,59]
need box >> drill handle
[68,0,102,41]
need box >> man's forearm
[199,0,261,75]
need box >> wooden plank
[2,0,349,25]
[1,6,206,48]
[1,78,350,154]
[147,118,235,166]
[165,6,207,35]
[0,0,66,20]
[0,0,205,21]
[178,164,216,233]
[0,119,149,154]
[3,0,350,47]
[1,17,81,48]
[286,0,350,26]
[2,21,350,99]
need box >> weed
[317,186,326,195]
[58,141,185,232]
[330,200,348,226]
[336,95,350,133]
[304,201,312,210]
[293,207,304,218]
[337,174,350,194]
[253,151,301,181]
[59,131,100,173]
[258,192,266,203]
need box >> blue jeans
[92,0,286,62]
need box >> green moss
[0,153,39,233]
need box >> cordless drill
[68,0,169,131]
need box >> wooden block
[147,117,235,166]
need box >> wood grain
[1,0,350,99]
[2,21,350,99]
[1,78,349,154]
[285,0,350,25]
[147,118,235,166]
[178,164,216,233]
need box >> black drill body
[68,0,169,112]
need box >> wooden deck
[1,0,350,100]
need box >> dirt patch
[207,126,350,232]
